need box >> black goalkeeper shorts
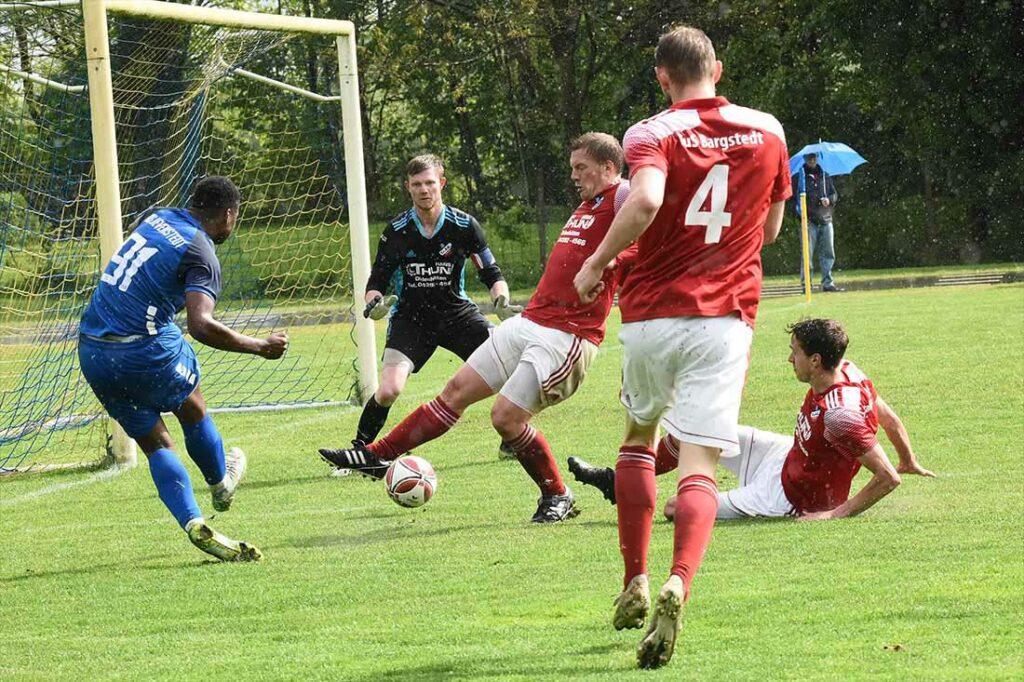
[385,311,493,373]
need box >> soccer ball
[385,455,438,508]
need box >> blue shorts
[78,328,201,439]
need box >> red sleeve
[771,141,793,203]
[823,408,878,460]
[623,123,668,177]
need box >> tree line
[298,0,1022,270]
[3,0,1021,273]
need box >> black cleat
[319,443,388,480]
[530,488,580,523]
[822,284,845,292]
[567,456,616,505]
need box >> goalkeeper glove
[363,294,397,320]
[493,295,523,322]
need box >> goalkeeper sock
[669,475,719,600]
[182,415,226,486]
[148,448,202,530]
[371,397,459,460]
[508,424,565,496]
[616,445,657,588]
[356,395,391,444]
[654,434,680,476]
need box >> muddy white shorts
[466,315,598,414]
[717,426,795,519]
[619,315,752,456]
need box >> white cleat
[636,575,685,670]
[613,574,651,630]
[211,447,247,512]
[186,519,262,562]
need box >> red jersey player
[320,132,635,523]
[571,319,935,522]
[573,26,791,669]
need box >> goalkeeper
[353,154,517,453]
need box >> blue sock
[148,448,202,530]
[182,415,226,486]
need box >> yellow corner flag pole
[800,191,812,303]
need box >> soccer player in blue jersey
[78,176,288,562]
[347,154,517,459]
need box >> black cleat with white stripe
[319,443,389,480]
[530,488,580,523]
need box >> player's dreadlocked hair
[787,318,849,370]
[190,176,241,217]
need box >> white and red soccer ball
[385,455,438,508]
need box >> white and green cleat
[613,573,650,630]
[211,447,247,512]
[636,574,684,669]
[186,519,262,562]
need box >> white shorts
[620,315,752,456]
[717,426,795,519]
[466,315,598,414]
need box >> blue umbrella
[789,141,867,176]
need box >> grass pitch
[1,284,1022,680]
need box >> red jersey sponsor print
[618,96,791,326]
[523,181,633,346]
[781,361,881,514]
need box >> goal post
[0,0,378,473]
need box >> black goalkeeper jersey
[366,205,504,326]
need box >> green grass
[1,284,1022,680]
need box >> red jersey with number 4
[619,96,791,326]
[523,181,633,346]
[781,360,880,514]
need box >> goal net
[0,0,374,473]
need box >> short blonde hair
[655,26,716,87]
[570,132,623,172]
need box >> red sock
[508,424,565,496]
[370,397,459,460]
[654,434,679,476]
[670,474,719,599]
[615,446,656,588]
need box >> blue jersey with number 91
[80,208,222,338]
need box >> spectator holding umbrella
[796,153,841,291]
[791,141,867,296]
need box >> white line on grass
[0,465,127,507]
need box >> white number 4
[101,233,158,292]
[685,163,732,244]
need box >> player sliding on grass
[349,154,516,464]
[572,26,791,669]
[77,177,288,562]
[320,133,634,523]
[569,318,936,520]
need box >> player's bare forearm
[488,280,509,303]
[185,291,288,358]
[574,168,664,302]
[590,171,663,267]
[808,445,901,520]
[763,201,785,244]
[189,315,259,354]
[365,289,383,305]
[875,397,933,475]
